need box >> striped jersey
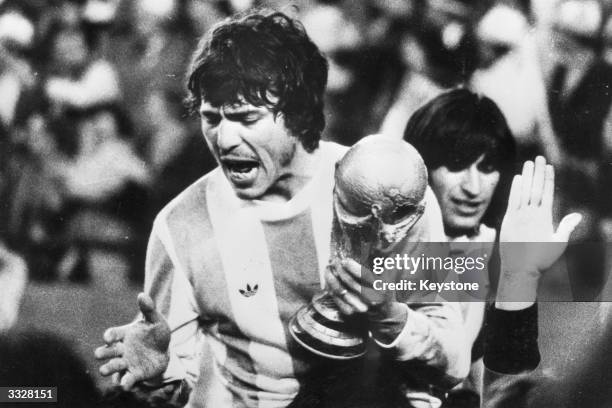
[144,141,469,408]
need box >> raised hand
[95,293,171,390]
[497,156,582,307]
[500,156,582,268]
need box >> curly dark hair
[403,88,517,229]
[186,10,328,152]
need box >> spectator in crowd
[0,7,39,255]
[0,0,223,283]
[0,9,36,131]
[106,0,196,139]
[55,104,150,282]
[60,104,149,204]
[3,110,66,281]
[43,23,120,113]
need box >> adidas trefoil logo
[239,283,258,297]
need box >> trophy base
[289,296,367,360]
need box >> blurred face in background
[301,5,362,93]
[56,1,82,27]
[550,0,601,64]
[78,111,119,155]
[134,0,176,35]
[475,5,529,69]
[430,154,500,233]
[52,28,88,71]
[186,0,226,36]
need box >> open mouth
[451,198,483,215]
[221,157,260,185]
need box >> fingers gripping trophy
[289,135,428,359]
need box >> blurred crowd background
[2,0,612,403]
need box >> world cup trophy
[289,135,428,359]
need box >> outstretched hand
[95,293,171,390]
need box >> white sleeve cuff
[373,303,412,349]
[373,303,436,362]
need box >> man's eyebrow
[199,105,265,118]
[222,106,264,115]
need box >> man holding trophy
[95,10,471,408]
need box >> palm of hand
[500,206,552,243]
[500,203,559,273]
[96,294,173,390]
[121,318,171,382]
[499,157,581,273]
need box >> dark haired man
[404,89,517,239]
[404,89,518,406]
[404,88,517,345]
[95,11,470,408]
[403,89,582,407]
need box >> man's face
[199,99,298,200]
[430,154,500,232]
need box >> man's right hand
[95,293,171,390]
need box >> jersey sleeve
[374,301,471,389]
[140,215,203,403]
